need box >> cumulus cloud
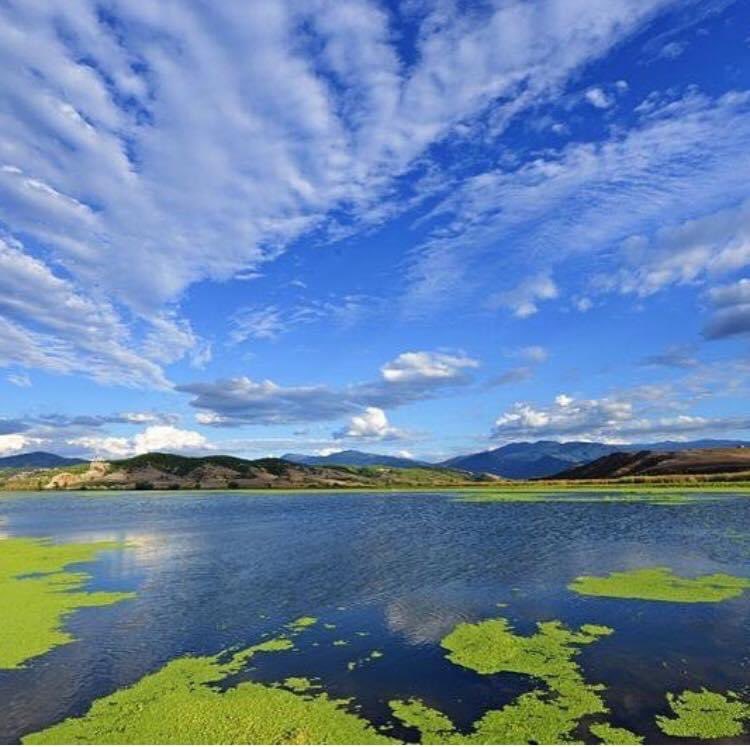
[584,87,614,109]
[334,407,403,441]
[492,392,750,442]
[493,395,633,440]
[381,351,478,382]
[68,425,209,458]
[179,349,479,426]
[0,433,37,456]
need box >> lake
[1,490,749,744]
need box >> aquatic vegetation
[589,722,643,744]
[656,689,750,739]
[389,699,459,743]
[458,491,694,505]
[23,635,395,744]
[569,567,750,603]
[282,676,317,693]
[391,617,637,744]
[347,650,384,671]
[287,615,318,631]
[0,536,134,669]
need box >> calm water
[1,491,749,744]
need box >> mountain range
[0,451,85,469]
[284,439,750,479]
[4,439,750,479]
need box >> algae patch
[0,536,134,669]
[569,567,750,603]
[287,615,318,631]
[23,635,395,744]
[391,616,636,744]
[656,689,750,739]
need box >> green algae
[569,567,750,603]
[656,689,750,739]
[287,615,318,631]
[391,616,638,744]
[283,676,317,693]
[459,491,694,505]
[23,635,395,745]
[589,722,643,744]
[0,536,135,669]
[347,650,384,671]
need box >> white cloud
[493,395,634,440]
[406,89,750,313]
[609,198,750,296]
[381,351,478,383]
[230,297,368,344]
[7,372,31,387]
[180,349,479,426]
[0,237,171,387]
[488,274,558,318]
[335,407,403,441]
[132,425,208,454]
[0,434,35,455]
[584,87,613,109]
[658,40,687,59]
[68,425,209,458]
[0,0,682,384]
[492,391,750,442]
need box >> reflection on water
[0,490,749,743]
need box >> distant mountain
[0,451,85,469]
[282,449,428,469]
[548,447,750,480]
[442,439,750,479]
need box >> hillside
[443,439,750,478]
[548,447,750,480]
[0,452,494,491]
[282,449,428,469]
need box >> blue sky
[1,0,749,461]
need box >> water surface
[1,490,749,743]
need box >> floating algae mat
[390,617,642,744]
[655,689,750,739]
[1,489,749,744]
[0,536,134,669]
[22,635,395,745]
[569,567,750,603]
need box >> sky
[1,0,749,462]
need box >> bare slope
[548,448,750,480]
